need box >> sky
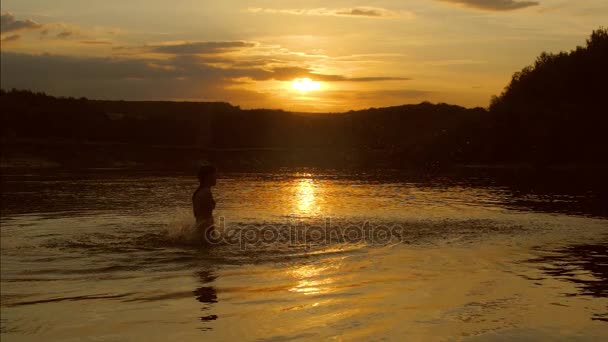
[1,1,606,112]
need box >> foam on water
[164,209,201,245]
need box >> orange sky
[1,1,606,112]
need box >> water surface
[1,170,607,341]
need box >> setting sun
[292,78,321,92]
[1,1,607,340]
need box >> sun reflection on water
[288,263,335,296]
[294,177,320,215]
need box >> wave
[30,213,536,261]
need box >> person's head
[197,165,217,186]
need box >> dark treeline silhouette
[0,92,489,169]
[1,28,606,170]
[490,27,608,164]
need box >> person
[192,165,217,242]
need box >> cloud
[337,8,383,17]
[80,40,113,45]
[315,74,409,82]
[1,52,410,103]
[0,52,223,99]
[1,12,42,33]
[247,7,409,19]
[147,41,256,55]
[56,30,73,39]
[247,66,409,82]
[1,33,21,45]
[1,34,20,43]
[344,76,410,82]
[438,0,540,11]
[1,14,115,44]
[0,52,278,105]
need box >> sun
[292,78,321,92]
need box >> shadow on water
[194,269,219,330]
[527,242,608,322]
[453,167,608,218]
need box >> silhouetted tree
[489,27,608,164]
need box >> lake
[1,169,607,341]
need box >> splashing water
[164,209,201,245]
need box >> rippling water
[1,170,607,341]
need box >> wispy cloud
[1,34,20,43]
[1,12,42,33]
[0,51,269,103]
[56,30,73,39]
[1,13,119,45]
[438,0,540,11]
[252,66,409,82]
[0,51,410,98]
[147,41,256,55]
[80,40,113,45]
[247,7,411,19]
[336,8,386,17]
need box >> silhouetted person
[193,165,217,243]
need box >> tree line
[1,28,606,169]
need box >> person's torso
[192,187,215,222]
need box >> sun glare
[295,178,316,213]
[292,78,321,92]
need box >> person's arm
[193,189,199,218]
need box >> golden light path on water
[294,176,319,215]
[290,176,344,298]
[288,264,333,295]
